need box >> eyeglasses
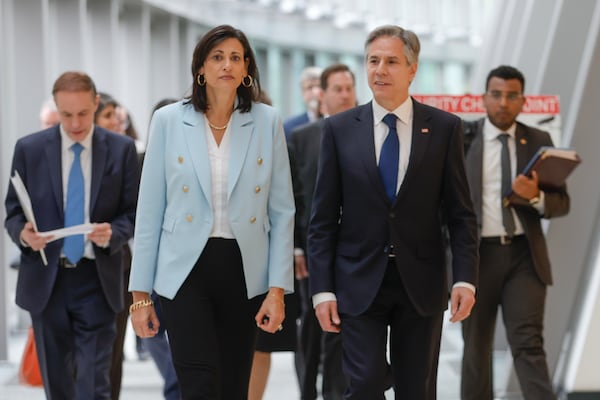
[485,91,523,102]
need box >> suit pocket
[263,218,271,233]
[162,214,176,233]
[337,242,360,258]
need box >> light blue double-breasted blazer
[129,100,295,299]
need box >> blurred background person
[93,91,143,400]
[283,66,323,137]
[287,63,357,400]
[128,25,294,399]
[140,97,181,400]
[39,97,59,129]
[248,90,299,400]
[95,92,120,133]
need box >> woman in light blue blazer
[128,25,295,399]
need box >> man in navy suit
[283,66,323,138]
[5,71,138,399]
[308,25,479,399]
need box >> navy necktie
[63,143,85,263]
[497,133,516,237]
[379,113,400,202]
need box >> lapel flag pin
[421,128,429,134]
[520,138,527,145]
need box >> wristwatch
[529,196,540,205]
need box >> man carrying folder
[4,71,138,399]
[460,65,570,400]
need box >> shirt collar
[372,97,413,126]
[60,124,94,151]
[483,117,516,142]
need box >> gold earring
[197,74,206,86]
[242,75,253,88]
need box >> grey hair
[300,66,323,85]
[364,25,420,66]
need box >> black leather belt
[59,258,94,268]
[480,235,526,246]
[386,245,395,259]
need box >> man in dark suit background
[288,63,357,400]
[283,66,323,138]
[460,65,569,400]
[307,25,478,399]
[5,71,139,399]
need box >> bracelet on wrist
[269,293,285,306]
[129,298,154,314]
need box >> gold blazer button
[182,185,189,193]
[250,216,256,223]
[186,214,193,222]
[257,157,263,165]
[178,156,184,164]
[255,186,261,193]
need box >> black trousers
[160,238,262,400]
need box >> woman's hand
[255,287,285,333]
[129,291,160,338]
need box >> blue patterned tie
[379,114,400,202]
[63,143,85,264]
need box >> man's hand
[88,223,112,247]
[315,300,341,333]
[20,222,51,251]
[513,170,540,201]
[449,286,476,323]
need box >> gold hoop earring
[197,74,206,86]
[242,75,253,88]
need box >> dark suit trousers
[295,278,345,400]
[461,238,555,400]
[110,245,133,400]
[32,259,116,400]
[340,261,443,400]
[160,238,262,400]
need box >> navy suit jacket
[287,119,324,251]
[4,125,139,314]
[283,112,310,138]
[308,100,478,317]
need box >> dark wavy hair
[186,25,261,113]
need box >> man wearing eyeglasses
[460,65,569,400]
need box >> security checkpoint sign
[412,94,562,146]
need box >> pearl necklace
[207,120,228,130]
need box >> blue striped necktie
[379,113,400,202]
[63,143,85,264]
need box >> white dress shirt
[204,117,235,239]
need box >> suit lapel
[90,129,108,215]
[227,110,253,198]
[355,104,387,203]
[45,128,64,219]
[395,101,432,203]
[182,107,212,207]
[465,120,484,224]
